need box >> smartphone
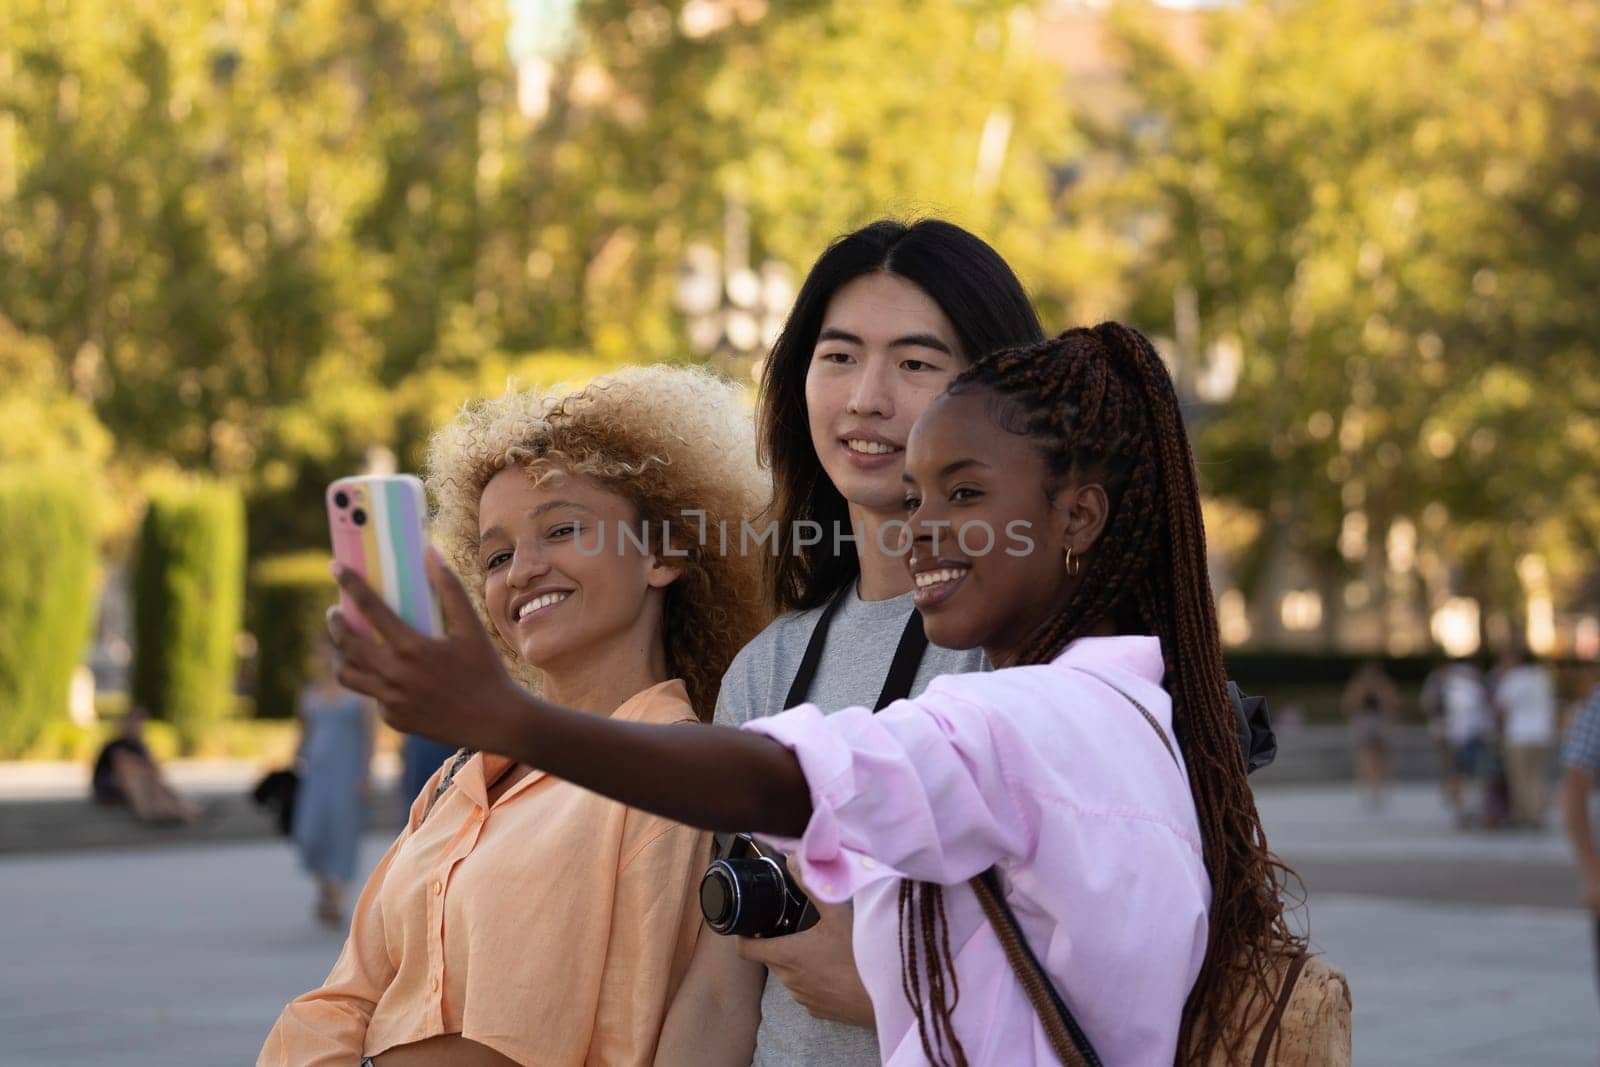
[326,474,444,638]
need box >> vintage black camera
[699,833,820,939]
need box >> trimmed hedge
[248,551,337,720]
[131,480,246,751]
[0,470,99,757]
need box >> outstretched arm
[328,550,812,838]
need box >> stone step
[0,725,1470,854]
[0,787,409,856]
[1250,724,1447,785]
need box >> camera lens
[699,869,737,929]
[352,508,367,526]
[700,858,789,937]
[333,490,350,509]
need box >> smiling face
[900,387,1110,664]
[477,465,680,674]
[803,272,967,515]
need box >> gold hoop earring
[1064,546,1081,576]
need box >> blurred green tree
[1,0,1084,567]
[1101,0,1600,645]
[513,0,1085,359]
[9,0,1592,661]
[0,317,112,471]
[0,470,100,757]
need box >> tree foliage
[3,0,1595,665]
[1101,0,1600,636]
[0,471,100,757]
[3,0,1083,561]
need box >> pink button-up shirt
[745,635,1210,1066]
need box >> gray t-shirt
[713,583,988,1067]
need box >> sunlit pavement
[0,783,1594,1065]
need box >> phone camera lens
[352,508,368,526]
[333,490,350,509]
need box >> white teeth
[516,592,569,620]
[846,439,898,455]
[914,568,967,589]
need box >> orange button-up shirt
[260,680,709,1066]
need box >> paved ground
[0,782,1594,1065]
[1259,781,1577,909]
[1259,785,1595,1064]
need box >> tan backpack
[1199,950,1352,1065]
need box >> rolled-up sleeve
[743,691,1034,902]
[258,771,439,1066]
[258,835,402,1065]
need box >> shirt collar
[1051,634,1165,684]
[611,678,692,723]
[453,751,519,810]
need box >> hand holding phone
[327,474,444,638]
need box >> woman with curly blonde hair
[261,365,770,1067]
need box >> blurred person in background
[1419,661,1452,793]
[1492,644,1557,829]
[1559,660,1600,1002]
[292,634,376,927]
[90,704,203,825]
[1423,659,1493,828]
[1341,660,1399,809]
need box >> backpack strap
[1085,670,1315,1064]
[967,668,1179,1067]
[420,747,473,824]
[1250,952,1309,1067]
[1075,669,1181,771]
[970,867,1102,1067]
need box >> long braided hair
[897,323,1303,1065]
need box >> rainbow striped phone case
[326,474,443,638]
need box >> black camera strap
[757,585,930,933]
[784,585,930,711]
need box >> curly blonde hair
[425,365,772,719]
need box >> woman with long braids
[328,323,1302,1065]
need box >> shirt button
[433,880,443,895]
[862,858,877,870]
[430,977,439,992]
